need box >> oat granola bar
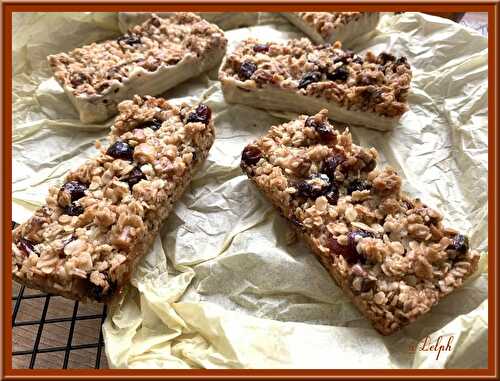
[240,109,480,335]
[281,12,380,45]
[12,95,215,303]
[118,12,259,33]
[219,39,411,131]
[48,13,227,124]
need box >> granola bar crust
[47,13,227,123]
[240,109,480,335]
[282,12,380,44]
[12,95,215,303]
[49,13,226,97]
[219,38,411,128]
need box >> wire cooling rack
[12,284,108,369]
[11,223,108,369]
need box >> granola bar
[281,12,380,45]
[118,12,259,33]
[240,109,480,335]
[219,38,411,131]
[12,95,215,303]
[48,13,227,124]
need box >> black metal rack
[11,284,107,369]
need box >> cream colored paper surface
[12,12,488,369]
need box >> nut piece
[133,143,157,164]
[373,291,386,305]
[64,239,88,257]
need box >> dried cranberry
[106,141,134,161]
[63,203,84,216]
[360,278,377,292]
[377,52,396,64]
[371,89,384,103]
[347,179,371,195]
[348,230,373,251]
[323,155,345,180]
[61,181,87,202]
[238,60,257,80]
[333,50,354,64]
[253,44,269,53]
[150,16,161,27]
[241,145,262,166]
[327,65,349,81]
[331,230,373,264]
[296,174,331,199]
[447,234,469,254]
[305,117,335,140]
[332,55,343,64]
[122,167,146,189]
[89,277,116,302]
[70,72,88,87]
[186,104,211,125]
[325,184,339,205]
[117,34,142,46]
[89,284,105,301]
[328,236,360,264]
[298,71,322,89]
[296,180,313,198]
[17,237,36,255]
[402,200,414,210]
[394,56,410,71]
[140,118,163,131]
[352,55,364,64]
[395,56,408,66]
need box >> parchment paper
[12,12,488,369]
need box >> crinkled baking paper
[12,12,488,369]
